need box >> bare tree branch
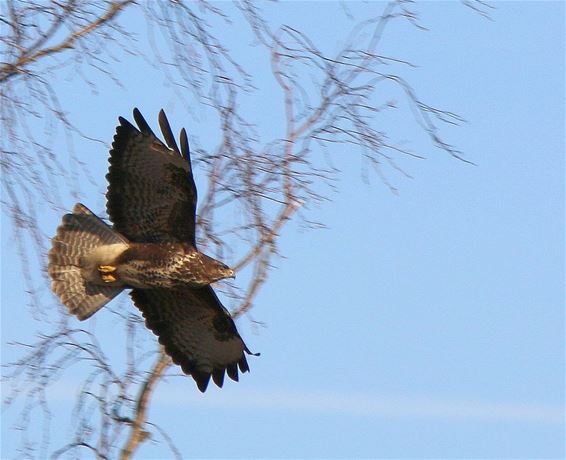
[119,352,171,460]
[0,0,136,84]
[1,1,488,457]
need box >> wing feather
[212,368,225,388]
[158,109,180,153]
[180,128,191,164]
[133,108,154,136]
[130,286,252,392]
[106,108,197,244]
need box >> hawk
[48,108,255,392]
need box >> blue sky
[1,1,564,458]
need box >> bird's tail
[48,203,128,320]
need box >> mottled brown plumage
[48,109,255,392]
[106,110,197,244]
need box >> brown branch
[119,352,171,460]
[233,198,301,317]
[231,37,312,316]
[3,1,478,456]
[0,0,135,84]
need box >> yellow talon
[101,273,118,283]
[98,265,117,273]
[98,265,118,283]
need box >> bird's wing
[130,286,253,392]
[106,108,197,244]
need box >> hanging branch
[1,1,485,457]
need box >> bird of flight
[48,109,255,392]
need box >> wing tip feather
[227,362,239,382]
[132,108,153,135]
[212,368,225,388]
[180,128,191,163]
[238,355,250,374]
[192,371,211,393]
[158,109,180,153]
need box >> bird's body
[48,109,254,392]
[82,241,234,289]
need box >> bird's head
[185,251,235,286]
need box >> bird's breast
[115,243,202,288]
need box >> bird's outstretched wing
[106,108,197,244]
[130,287,253,392]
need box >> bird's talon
[99,265,118,283]
[101,273,118,283]
[99,265,117,273]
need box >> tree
[1,1,491,458]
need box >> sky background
[2,1,564,459]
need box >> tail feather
[48,203,128,320]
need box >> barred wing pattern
[106,108,197,244]
[131,287,252,392]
